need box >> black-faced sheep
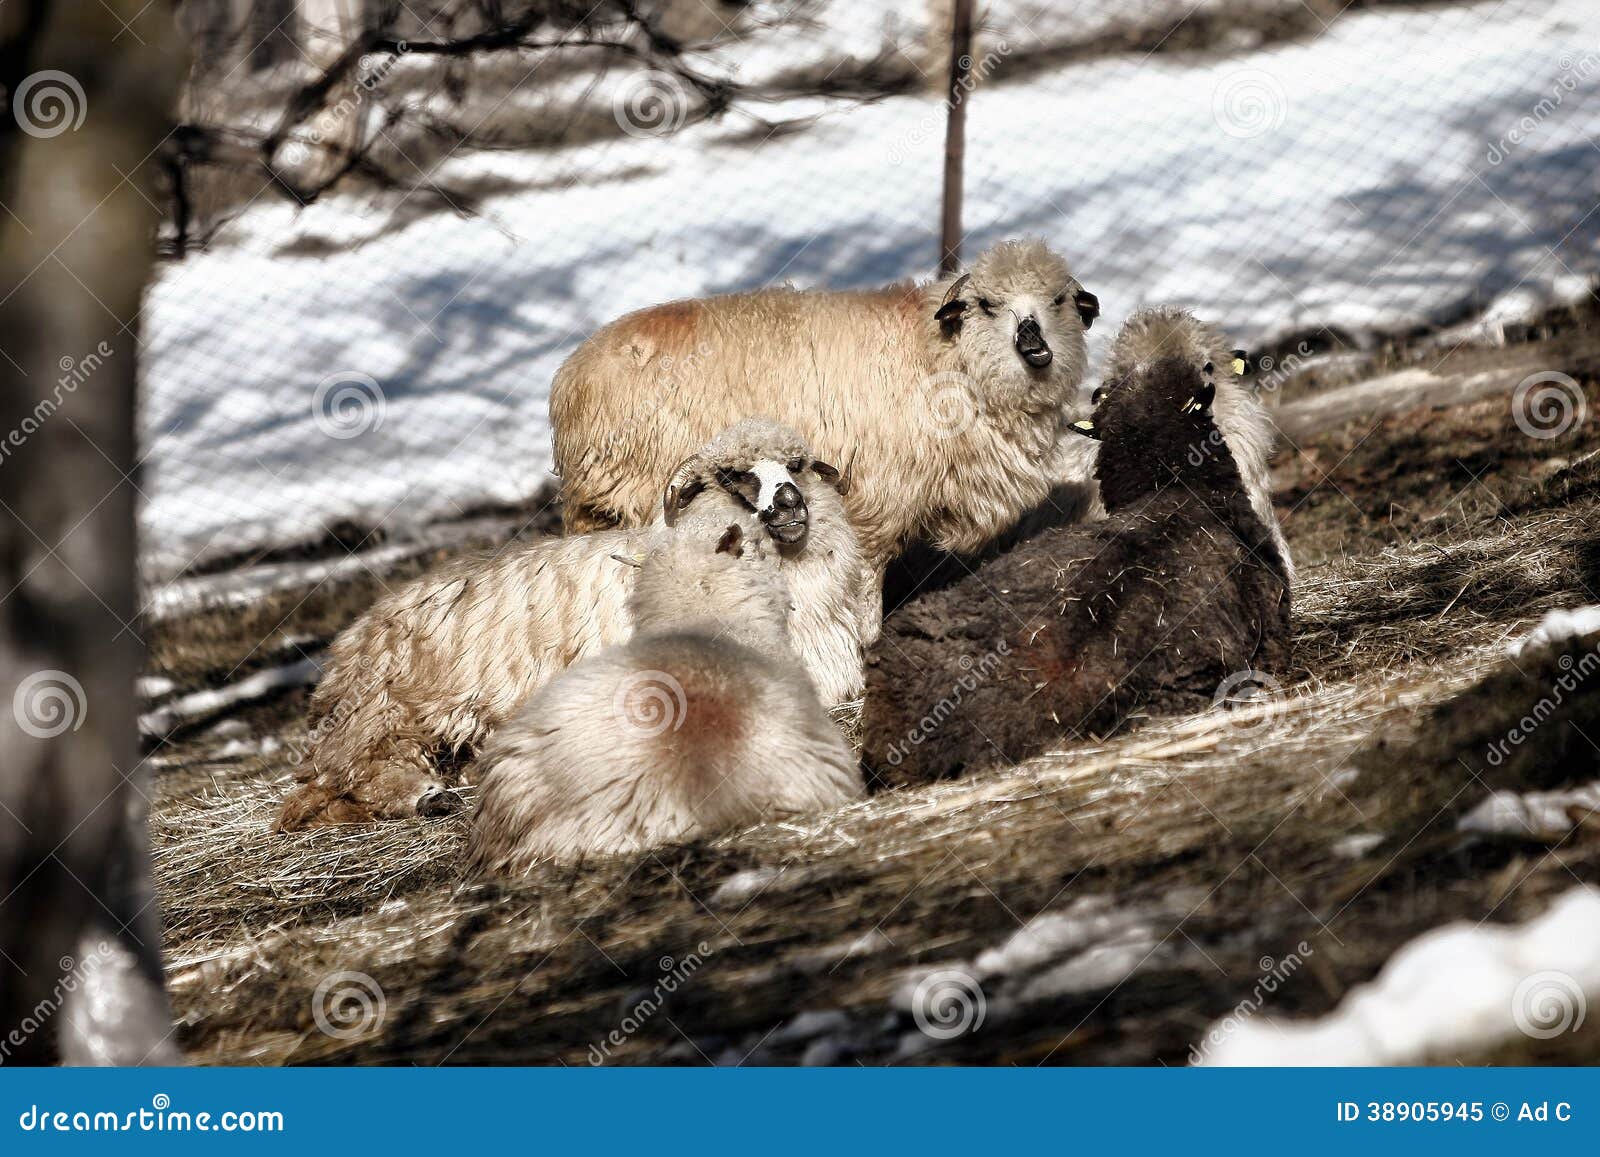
[859,311,1293,789]
[1049,306,1292,579]
[883,307,1291,609]
[548,239,1099,576]
[467,512,861,873]
[277,418,868,830]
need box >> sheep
[883,307,1292,607]
[467,512,862,873]
[1033,307,1289,578]
[276,418,867,830]
[859,310,1293,789]
[548,238,1100,577]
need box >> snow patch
[140,0,1600,576]
[1459,783,1600,842]
[138,656,323,740]
[1509,605,1600,659]
[1196,886,1600,1065]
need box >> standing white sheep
[549,238,1100,575]
[277,418,868,830]
[467,511,862,874]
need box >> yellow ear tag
[1072,419,1096,433]
[1231,356,1247,376]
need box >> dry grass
[149,328,1600,1065]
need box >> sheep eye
[977,297,996,315]
[787,458,804,473]
[1052,293,1067,307]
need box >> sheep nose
[1015,316,1052,368]
[766,481,803,515]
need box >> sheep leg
[276,761,460,829]
[350,761,463,820]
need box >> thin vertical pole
[939,0,975,274]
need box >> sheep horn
[661,456,704,526]
[935,274,971,329]
[810,457,848,496]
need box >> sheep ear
[662,458,705,525]
[810,459,849,495]
[1073,288,1099,330]
[715,524,744,556]
[1181,381,1217,415]
[934,273,971,333]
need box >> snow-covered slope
[140,0,1600,577]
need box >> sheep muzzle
[1015,315,1052,369]
[760,480,809,545]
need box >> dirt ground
[144,317,1600,1065]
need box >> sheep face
[1072,354,1245,513]
[933,239,1096,408]
[663,417,847,550]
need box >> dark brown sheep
[860,325,1292,789]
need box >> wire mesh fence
[141,0,1600,580]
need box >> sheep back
[468,631,861,873]
[550,276,1079,571]
[860,488,1291,789]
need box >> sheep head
[1073,337,1245,513]
[1100,305,1244,389]
[661,417,847,549]
[929,239,1095,411]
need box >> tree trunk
[0,0,182,1065]
[938,0,973,275]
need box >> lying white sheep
[277,418,868,830]
[548,238,1099,576]
[467,511,862,873]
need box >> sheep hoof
[416,784,463,818]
